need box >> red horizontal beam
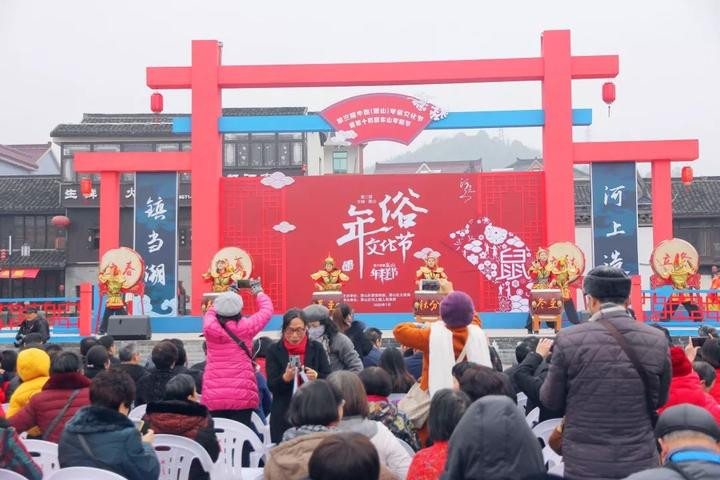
[573,140,699,164]
[74,152,192,173]
[147,55,618,89]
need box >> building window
[333,151,349,174]
[61,144,92,182]
[156,143,180,152]
[88,228,100,250]
[223,133,304,172]
[9,216,57,249]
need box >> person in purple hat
[393,291,492,440]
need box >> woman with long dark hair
[331,303,372,359]
[265,308,332,443]
[304,304,363,373]
[379,347,416,394]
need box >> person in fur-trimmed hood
[142,374,219,480]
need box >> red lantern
[151,92,164,113]
[80,178,92,197]
[51,215,71,228]
[602,82,616,116]
[681,166,694,187]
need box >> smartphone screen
[289,355,301,368]
[691,337,707,348]
[135,419,144,431]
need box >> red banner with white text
[220,172,546,314]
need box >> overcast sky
[1,0,718,173]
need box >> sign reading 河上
[134,173,178,316]
[590,162,639,275]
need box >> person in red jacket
[658,346,720,424]
[9,351,91,442]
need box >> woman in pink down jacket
[202,282,273,427]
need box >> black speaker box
[107,315,152,340]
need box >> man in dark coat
[9,351,91,442]
[143,374,219,480]
[136,340,179,406]
[168,338,203,394]
[14,307,50,348]
[442,395,545,479]
[114,343,148,388]
[362,328,383,368]
[540,266,671,480]
[513,338,564,422]
[625,404,720,480]
[59,369,159,480]
[503,336,538,395]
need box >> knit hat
[655,403,720,441]
[670,346,692,377]
[440,291,475,328]
[214,291,244,317]
[583,266,631,300]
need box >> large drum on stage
[529,289,564,333]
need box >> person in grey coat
[441,395,545,479]
[304,304,363,373]
[540,266,672,480]
[625,403,720,480]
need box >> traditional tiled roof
[374,159,483,174]
[0,177,63,213]
[50,108,308,138]
[0,143,51,171]
[671,176,720,217]
[0,250,66,269]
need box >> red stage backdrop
[220,172,546,314]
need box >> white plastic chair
[548,461,564,476]
[0,469,29,480]
[396,438,415,457]
[532,418,562,446]
[543,444,563,470]
[525,407,540,427]
[153,434,214,480]
[46,466,129,479]
[250,411,273,449]
[128,404,147,421]
[24,439,60,477]
[213,417,266,471]
[516,392,528,411]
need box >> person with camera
[266,308,331,444]
[14,307,50,348]
[201,279,272,428]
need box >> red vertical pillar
[190,40,223,315]
[651,160,673,246]
[541,30,575,244]
[631,275,644,321]
[99,171,120,257]
[79,282,92,336]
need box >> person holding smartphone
[266,308,331,444]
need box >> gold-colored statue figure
[551,256,579,300]
[416,250,448,284]
[528,247,552,290]
[203,259,242,293]
[311,255,349,291]
[98,264,125,309]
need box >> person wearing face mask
[303,304,363,373]
[266,308,332,444]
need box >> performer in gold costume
[528,248,552,289]
[551,256,579,301]
[99,264,125,309]
[659,254,701,320]
[707,265,720,312]
[311,255,349,291]
[203,259,241,293]
[416,250,448,284]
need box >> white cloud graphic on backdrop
[261,172,295,190]
[273,221,297,234]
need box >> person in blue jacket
[59,369,160,480]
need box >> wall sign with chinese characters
[590,162,639,275]
[320,93,447,145]
[134,173,179,316]
[60,183,191,208]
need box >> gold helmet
[324,254,335,265]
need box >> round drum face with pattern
[650,238,699,276]
[209,247,253,279]
[548,242,585,283]
[99,247,144,289]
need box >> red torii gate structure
[75,30,698,316]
